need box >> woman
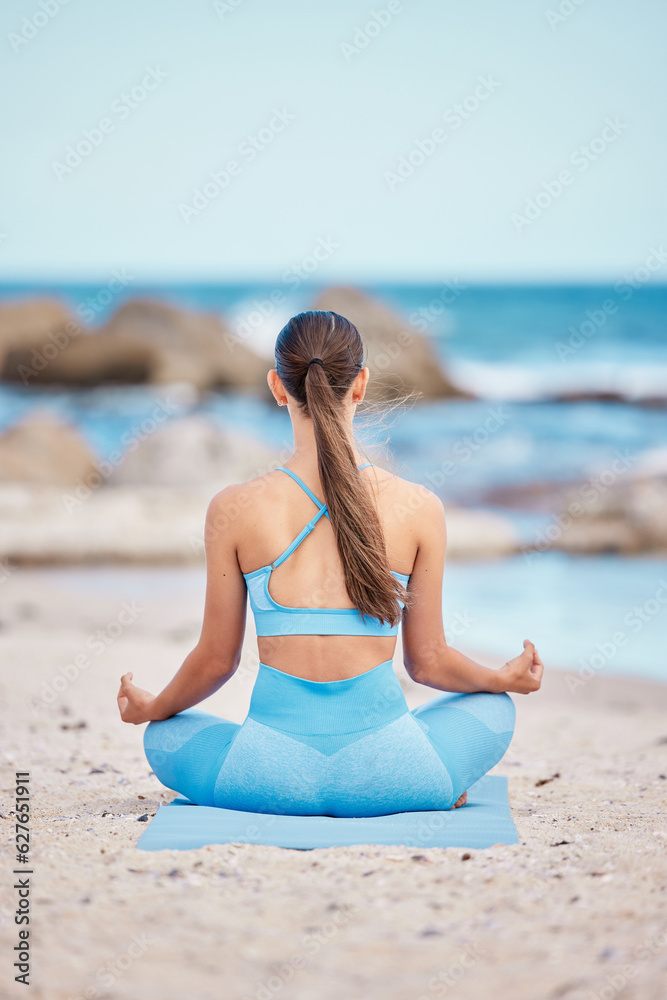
[118,310,543,818]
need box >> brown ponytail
[274,311,408,627]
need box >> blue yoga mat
[137,775,517,852]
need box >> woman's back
[224,461,426,681]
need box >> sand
[1,567,666,1000]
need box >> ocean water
[1,282,665,681]
[443,553,667,684]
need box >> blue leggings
[144,660,515,818]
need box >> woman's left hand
[117,672,158,725]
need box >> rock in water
[100,299,269,391]
[0,414,98,486]
[0,299,80,385]
[444,507,519,559]
[1,298,271,393]
[107,416,276,487]
[312,287,471,402]
[555,474,667,555]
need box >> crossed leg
[144,709,241,807]
[411,690,516,807]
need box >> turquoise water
[443,553,667,683]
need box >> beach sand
[1,567,666,1000]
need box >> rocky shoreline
[1,289,665,566]
[0,409,665,565]
[0,288,471,403]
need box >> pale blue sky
[1,0,665,281]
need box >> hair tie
[308,357,325,368]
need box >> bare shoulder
[369,466,444,524]
[205,472,276,536]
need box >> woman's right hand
[496,640,544,694]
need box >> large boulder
[0,299,80,385]
[444,506,519,558]
[0,483,210,565]
[1,298,270,393]
[0,413,98,487]
[100,299,269,390]
[107,416,277,488]
[3,332,159,387]
[312,287,471,402]
[480,458,667,555]
[554,474,667,554]
[0,296,161,387]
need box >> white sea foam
[448,358,667,402]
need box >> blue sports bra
[242,464,410,637]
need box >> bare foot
[451,791,467,809]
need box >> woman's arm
[401,490,543,695]
[117,487,248,724]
